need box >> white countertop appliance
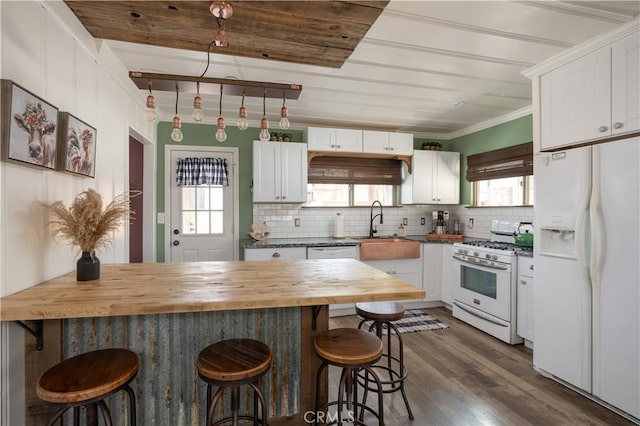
[534,137,639,422]
[451,232,522,345]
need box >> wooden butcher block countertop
[0,259,425,321]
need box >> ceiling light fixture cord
[199,39,218,78]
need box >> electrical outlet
[294,218,301,227]
[420,217,425,226]
[402,218,408,226]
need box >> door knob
[173,229,180,235]
[172,240,180,246]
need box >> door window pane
[180,185,224,235]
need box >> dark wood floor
[328,307,634,426]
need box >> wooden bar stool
[356,301,414,420]
[314,328,384,426]
[196,338,272,426]
[36,348,138,426]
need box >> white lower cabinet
[422,244,442,302]
[441,244,457,307]
[365,256,424,306]
[244,247,307,261]
[517,256,535,343]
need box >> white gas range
[450,221,528,345]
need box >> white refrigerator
[533,137,639,421]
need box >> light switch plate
[157,212,165,224]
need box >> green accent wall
[155,122,303,262]
[448,115,533,205]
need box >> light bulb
[259,128,270,142]
[171,115,183,142]
[171,128,184,142]
[279,105,290,129]
[259,116,270,142]
[215,116,227,142]
[192,95,203,121]
[146,108,159,122]
[146,94,158,122]
[237,105,248,130]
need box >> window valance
[308,157,402,185]
[466,142,533,182]
[176,157,229,186]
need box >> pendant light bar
[130,72,302,100]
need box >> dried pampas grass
[46,189,140,253]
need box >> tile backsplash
[252,204,533,240]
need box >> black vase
[77,251,100,281]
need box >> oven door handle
[452,254,509,270]
[453,301,509,327]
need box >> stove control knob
[485,254,491,259]
[463,249,469,255]
[492,255,498,261]
[474,251,479,257]
[458,249,464,254]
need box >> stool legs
[44,385,135,426]
[314,361,384,426]
[359,319,414,420]
[205,381,267,426]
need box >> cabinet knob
[336,145,341,148]
[520,280,526,284]
[272,252,281,258]
[330,144,335,148]
[613,122,624,130]
[529,264,534,270]
[598,125,608,132]
[282,195,286,200]
[390,147,394,151]
[275,195,280,200]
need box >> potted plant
[282,133,292,142]
[45,189,138,281]
[270,132,279,141]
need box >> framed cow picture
[57,112,96,178]
[1,79,59,170]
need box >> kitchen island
[0,258,424,425]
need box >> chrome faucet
[369,200,384,238]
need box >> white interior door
[168,148,236,262]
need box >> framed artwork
[57,112,96,178]
[1,79,59,170]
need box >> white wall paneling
[0,2,155,423]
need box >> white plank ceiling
[101,1,639,138]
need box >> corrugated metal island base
[0,259,425,425]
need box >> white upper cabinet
[362,131,413,155]
[306,127,363,153]
[539,32,639,151]
[402,150,459,204]
[253,141,307,203]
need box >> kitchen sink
[359,238,421,260]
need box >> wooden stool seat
[196,338,272,382]
[314,328,383,366]
[314,328,385,425]
[356,301,405,322]
[36,348,138,426]
[196,339,272,426]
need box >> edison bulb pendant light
[238,95,248,130]
[279,105,290,130]
[192,94,203,122]
[215,116,227,142]
[146,93,158,122]
[259,116,270,142]
[171,115,183,142]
